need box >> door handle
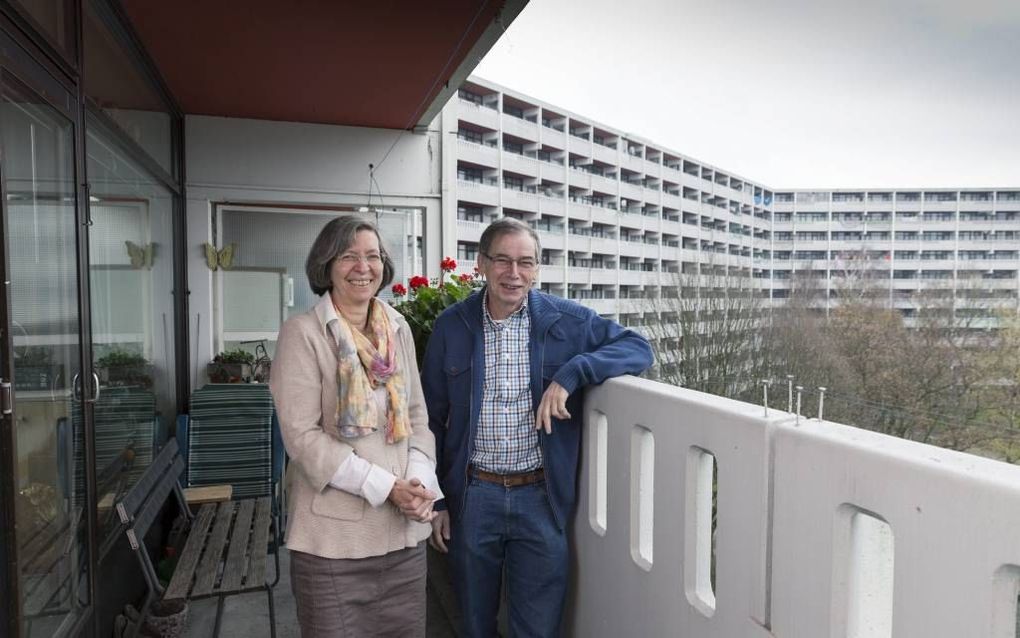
[85,371,100,404]
[72,372,82,402]
[1,379,11,415]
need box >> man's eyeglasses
[482,252,538,272]
[338,253,383,266]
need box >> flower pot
[207,362,252,383]
[99,364,154,388]
[145,600,188,638]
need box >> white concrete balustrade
[569,376,1020,638]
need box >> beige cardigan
[270,296,435,559]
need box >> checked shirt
[469,293,542,474]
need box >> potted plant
[390,257,482,365]
[96,350,153,388]
[208,349,255,383]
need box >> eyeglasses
[482,252,538,272]
[337,253,383,266]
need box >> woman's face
[329,229,384,308]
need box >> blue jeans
[449,478,568,638]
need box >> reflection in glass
[10,0,75,62]
[83,0,173,175]
[1,77,88,637]
[85,115,176,546]
[217,207,416,359]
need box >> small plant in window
[390,257,482,365]
[96,349,153,388]
[208,349,255,383]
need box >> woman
[270,216,441,637]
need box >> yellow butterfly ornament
[125,241,154,269]
[203,242,236,271]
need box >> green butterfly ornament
[204,242,236,271]
[125,241,154,269]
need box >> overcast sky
[474,0,1020,190]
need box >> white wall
[185,114,442,388]
[572,376,1020,638]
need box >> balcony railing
[569,376,1020,637]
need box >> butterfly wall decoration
[203,242,236,271]
[125,241,154,269]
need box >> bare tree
[642,263,770,402]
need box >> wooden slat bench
[115,439,277,638]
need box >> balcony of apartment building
[500,96,540,141]
[621,139,645,172]
[457,162,500,206]
[644,147,663,178]
[895,191,924,211]
[568,121,593,155]
[535,151,565,178]
[456,82,501,129]
[456,124,499,166]
[539,108,568,148]
[568,157,594,191]
[499,136,538,177]
[590,127,619,165]
[588,161,618,193]
[501,173,540,213]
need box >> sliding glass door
[0,67,91,637]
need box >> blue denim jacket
[421,288,654,528]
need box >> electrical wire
[373,0,495,173]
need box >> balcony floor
[182,547,458,637]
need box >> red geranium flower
[458,273,472,283]
[391,283,407,297]
[409,275,430,291]
[440,256,457,272]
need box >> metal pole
[787,375,794,413]
[817,387,827,421]
[760,380,770,417]
[795,385,803,425]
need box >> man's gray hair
[478,217,541,259]
[305,216,395,296]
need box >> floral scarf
[333,298,409,444]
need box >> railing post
[795,385,803,425]
[787,375,794,413]
[760,379,771,417]
[817,387,827,421]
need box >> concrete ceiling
[120,0,525,130]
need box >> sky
[474,0,1020,190]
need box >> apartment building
[443,77,1020,329]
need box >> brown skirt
[290,543,427,638]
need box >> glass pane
[83,0,173,176]
[85,114,177,546]
[216,207,417,361]
[10,0,75,62]
[1,77,88,636]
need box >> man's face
[477,231,539,320]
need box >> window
[457,205,484,222]
[458,241,479,261]
[458,166,482,183]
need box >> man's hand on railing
[536,381,571,434]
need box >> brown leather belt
[470,466,545,487]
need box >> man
[421,218,653,637]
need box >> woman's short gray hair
[305,216,395,296]
[479,217,541,259]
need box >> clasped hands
[387,478,437,523]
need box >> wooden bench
[115,439,277,638]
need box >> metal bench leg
[212,594,226,638]
[266,584,277,638]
